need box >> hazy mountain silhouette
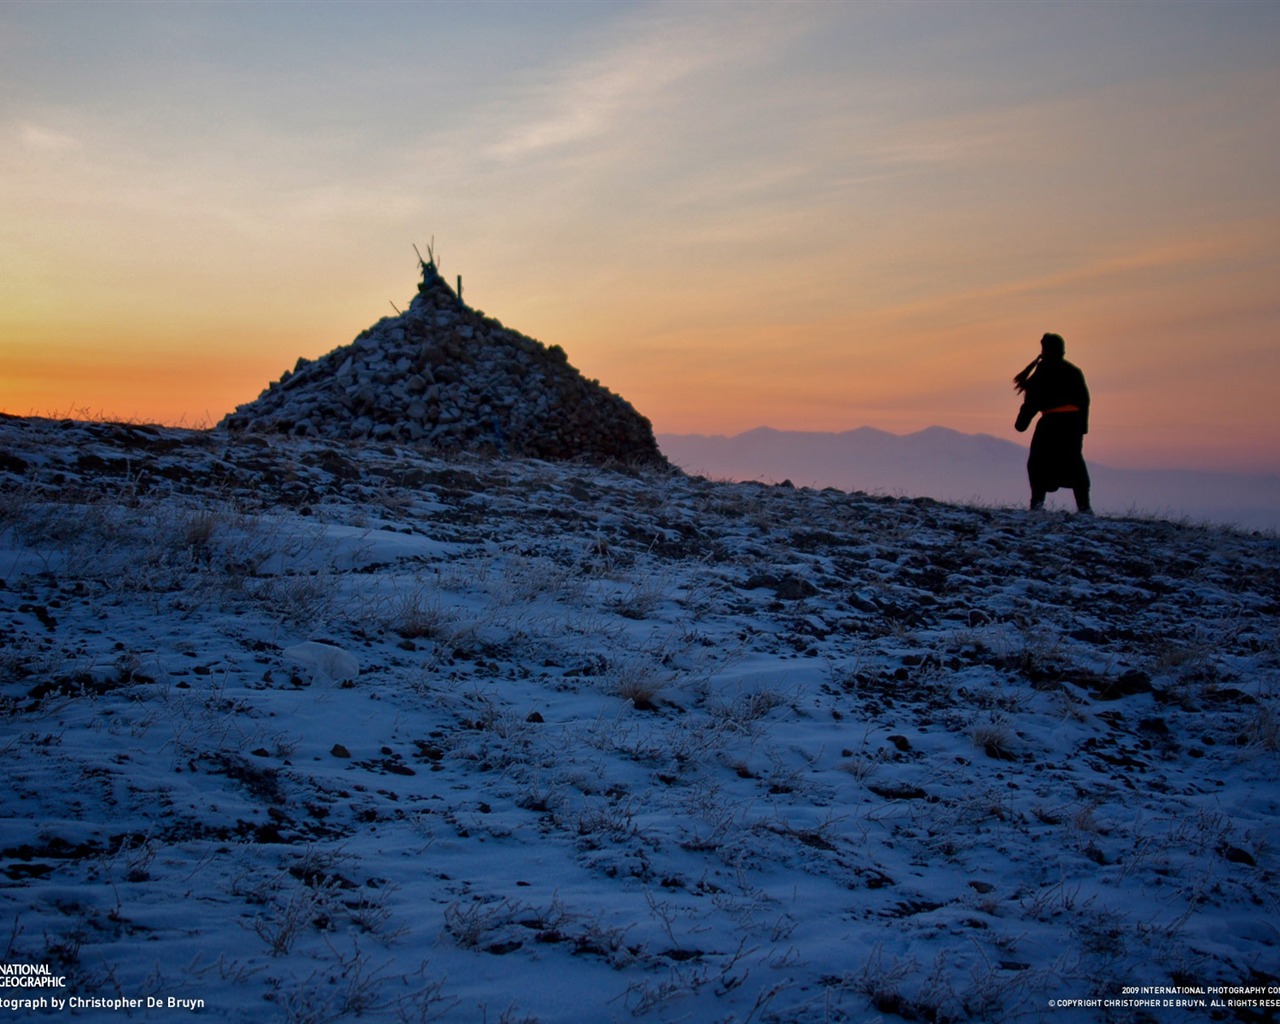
[659,426,1280,531]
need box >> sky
[2,0,1278,473]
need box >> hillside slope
[1,414,1277,1023]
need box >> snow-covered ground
[1,414,1277,1023]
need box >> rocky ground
[1,414,1277,1023]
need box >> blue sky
[3,0,1278,470]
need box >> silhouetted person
[1013,333,1091,513]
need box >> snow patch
[283,641,360,684]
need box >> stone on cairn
[219,260,667,466]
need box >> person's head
[1040,332,1066,360]
[1014,332,1066,392]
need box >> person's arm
[1016,374,1041,432]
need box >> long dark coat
[1015,357,1090,494]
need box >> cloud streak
[484,4,801,163]
[2,1,1278,471]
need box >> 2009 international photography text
[1048,983,1280,1012]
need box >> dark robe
[1015,357,1091,500]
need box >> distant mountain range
[658,426,1280,532]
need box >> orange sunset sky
[3,1,1278,472]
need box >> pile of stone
[219,261,667,466]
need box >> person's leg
[1028,423,1048,511]
[1073,447,1091,513]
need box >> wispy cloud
[866,217,1279,333]
[486,39,698,161]
[484,5,801,163]
[17,121,81,152]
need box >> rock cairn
[219,260,667,466]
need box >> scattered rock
[869,783,929,801]
[1071,668,1153,701]
[1220,844,1256,866]
[743,573,818,600]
